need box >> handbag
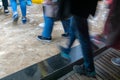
[32,0,43,4]
[44,3,58,18]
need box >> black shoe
[61,33,69,37]
[73,65,96,77]
[37,36,52,42]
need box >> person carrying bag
[37,0,71,42]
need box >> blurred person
[2,0,9,14]
[37,0,70,42]
[106,0,120,50]
[59,0,99,77]
[104,0,120,66]
[91,0,120,66]
[10,0,27,24]
[91,0,113,42]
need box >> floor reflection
[1,45,83,80]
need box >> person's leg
[10,0,19,22]
[19,0,27,24]
[59,17,76,59]
[67,17,76,49]
[72,16,95,77]
[61,18,70,37]
[2,0,9,14]
[2,0,8,9]
[42,16,54,38]
[10,0,17,13]
[37,15,54,42]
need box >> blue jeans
[66,18,76,49]
[69,16,95,71]
[10,0,26,17]
[42,15,70,38]
[27,0,31,1]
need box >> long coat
[107,0,120,46]
[70,0,99,18]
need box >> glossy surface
[1,45,83,80]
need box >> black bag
[56,0,71,20]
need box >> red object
[106,0,113,5]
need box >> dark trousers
[69,16,95,71]
[2,0,9,9]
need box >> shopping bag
[44,4,58,18]
[32,0,43,4]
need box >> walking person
[10,0,27,24]
[59,0,99,77]
[105,0,120,66]
[90,0,120,67]
[91,0,113,42]
[37,0,70,42]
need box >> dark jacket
[70,0,99,18]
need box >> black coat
[70,0,99,18]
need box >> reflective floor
[1,45,83,80]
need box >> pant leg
[61,18,70,34]
[2,0,8,9]
[10,0,17,13]
[72,16,95,72]
[67,17,76,48]
[42,15,54,38]
[27,0,32,1]
[19,0,26,17]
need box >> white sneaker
[4,9,10,15]
[111,58,120,66]
[38,23,45,28]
